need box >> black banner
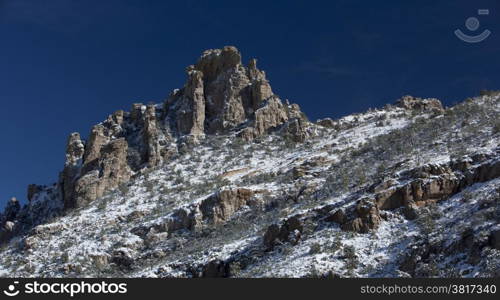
[0,278,498,299]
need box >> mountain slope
[0,48,499,278]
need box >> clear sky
[1,0,499,208]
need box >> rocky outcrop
[290,156,328,179]
[75,139,131,208]
[176,187,255,231]
[84,125,109,170]
[341,199,382,233]
[32,223,65,236]
[165,46,308,141]
[240,98,308,141]
[175,70,205,136]
[111,249,134,271]
[166,208,198,233]
[316,118,338,129]
[263,215,303,250]
[142,105,162,167]
[246,98,287,136]
[325,209,348,224]
[318,151,500,234]
[395,95,444,113]
[373,152,500,213]
[60,133,85,209]
[202,259,230,278]
[63,137,131,209]
[325,199,382,233]
[59,102,168,209]
[199,188,254,225]
[130,188,258,238]
[130,103,174,168]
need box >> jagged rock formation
[132,187,259,237]
[60,133,85,209]
[372,151,500,211]
[198,188,256,225]
[73,138,132,209]
[60,130,132,209]
[263,215,303,250]
[55,46,309,210]
[340,199,382,233]
[164,46,308,140]
[309,151,500,234]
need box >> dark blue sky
[1,0,499,208]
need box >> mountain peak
[164,46,307,137]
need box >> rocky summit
[0,47,499,278]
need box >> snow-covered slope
[0,91,498,278]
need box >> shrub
[309,242,322,255]
[330,232,342,253]
[97,197,110,211]
[493,121,500,134]
[304,265,322,278]
[118,183,129,196]
[145,181,155,193]
[416,205,441,235]
[461,190,473,202]
[343,245,358,276]
[343,245,356,259]
[174,177,184,185]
